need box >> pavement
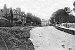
[30,26,75,50]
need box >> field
[0,26,35,50]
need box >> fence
[58,23,75,28]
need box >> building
[16,8,21,12]
[0,4,26,26]
[12,8,26,26]
[13,9,21,19]
[0,4,10,18]
[41,19,50,26]
[13,8,26,19]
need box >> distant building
[12,7,26,26]
[12,8,26,22]
[0,4,10,17]
[16,8,21,12]
[41,19,50,26]
[13,9,21,19]
[0,4,26,25]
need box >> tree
[26,13,41,26]
[10,8,13,25]
[50,9,70,25]
[50,8,75,26]
[68,14,75,23]
[26,13,32,24]
[33,16,41,26]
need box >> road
[30,26,75,50]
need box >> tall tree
[50,9,70,25]
[26,13,41,26]
[10,8,13,25]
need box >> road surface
[30,26,75,50]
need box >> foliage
[50,8,75,25]
[0,19,12,27]
[26,13,41,26]
[68,15,75,23]
[0,27,34,50]
[9,8,13,25]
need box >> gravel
[30,26,75,50]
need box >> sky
[0,0,74,19]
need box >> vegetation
[0,27,34,50]
[50,8,75,25]
[26,13,41,26]
[0,12,41,27]
[0,19,12,27]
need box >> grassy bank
[0,26,35,50]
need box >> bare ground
[30,26,75,50]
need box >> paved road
[30,26,75,50]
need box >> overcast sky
[0,0,74,19]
